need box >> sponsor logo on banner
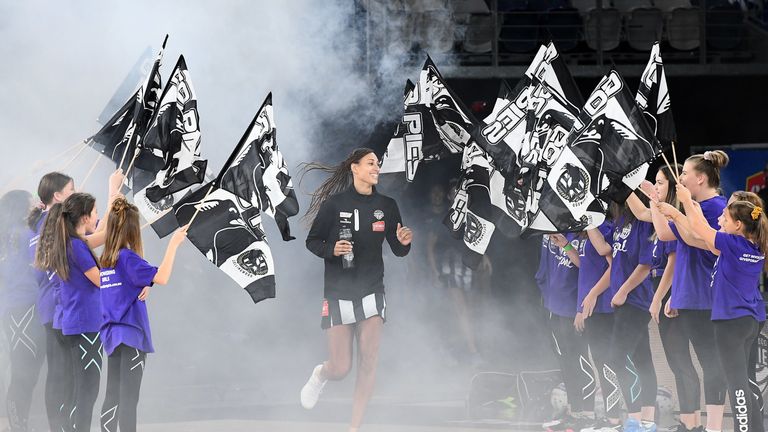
[555,163,590,206]
[372,221,385,232]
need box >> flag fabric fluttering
[88,36,167,172]
[173,182,275,304]
[217,94,299,241]
[525,69,661,235]
[636,42,676,147]
[379,57,476,181]
[96,46,154,127]
[169,94,298,303]
[501,43,586,234]
[445,142,523,267]
[623,42,677,192]
[133,55,208,237]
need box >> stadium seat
[626,7,664,51]
[498,0,540,52]
[584,7,622,51]
[666,7,701,50]
[544,7,583,52]
[571,0,597,14]
[463,13,495,53]
[653,0,692,14]
[613,0,653,15]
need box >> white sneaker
[300,364,327,409]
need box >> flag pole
[659,152,679,183]
[117,142,132,172]
[637,187,655,202]
[78,153,102,192]
[187,184,215,227]
[123,150,139,181]
[140,208,172,230]
[59,141,89,171]
[671,140,681,180]
[50,140,88,166]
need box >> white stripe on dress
[339,300,356,324]
[362,293,378,318]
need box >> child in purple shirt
[98,198,187,432]
[663,183,768,432]
[591,204,658,430]
[36,169,123,432]
[537,233,597,430]
[0,189,44,432]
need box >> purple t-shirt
[710,232,766,322]
[100,249,158,356]
[577,222,613,314]
[535,233,583,317]
[0,225,38,317]
[30,212,59,325]
[29,211,61,329]
[610,217,654,310]
[669,195,727,310]
[59,238,100,335]
[651,238,677,275]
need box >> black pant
[45,325,75,432]
[66,332,103,432]
[714,317,762,432]
[603,304,657,414]
[653,278,701,414]
[548,312,596,412]
[100,345,146,432]
[585,312,620,417]
[679,309,727,406]
[3,305,45,432]
[748,321,765,416]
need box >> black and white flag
[173,183,275,304]
[526,70,660,235]
[473,79,531,185]
[133,55,208,237]
[379,57,476,181]
[89,36,167,170]
[217,94,299,241]
[445,142,523,267]
[516,43,585,232]
[572,70,661,201]
[625,42,677,192]
[637,42,676,147]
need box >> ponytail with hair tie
[752,206,763,221]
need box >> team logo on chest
[373,209,384,220]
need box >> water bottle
[339,227,354,269]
